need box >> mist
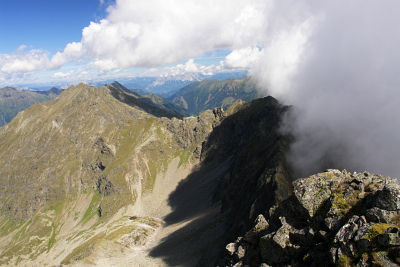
[251,1,400,178]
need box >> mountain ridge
[0,81,399,267]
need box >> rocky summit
[222,169,400,267]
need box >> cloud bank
[250,1,400,178]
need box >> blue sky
[0,0,265,87]
[0,0,108,54]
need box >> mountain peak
[0,86,18,94]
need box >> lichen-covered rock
[220,170,400,267]
[365,207,400,223]
[259,217,302,264]
[293,169,345,218]
[376,227,400,247]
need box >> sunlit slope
[0,83,220,266]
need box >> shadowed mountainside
[149,97,292,266]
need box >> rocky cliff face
[200,97,292,243]
[222,169,400,267]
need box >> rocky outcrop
[162,107,224,158]
[222,170,400,266]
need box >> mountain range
[0,80,399,266]
[169,77,261,115]
[0,77,258,128]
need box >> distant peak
[0,86,17,92]
[109,81,126,88]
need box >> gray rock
[377,232,400,247]
[365,207,399,223]
[334,216,366,244]
[236,245,246,259]
[293,169,345,218]
[355,254,369,267]
[325,216,342,231]
[228,170,400,266]
[244,214,269,244]
[329,247,339,264]
[372,187,400,211]
[354,224,374,252]
[259,217,300,263]
[290,227,315,247]
[226,242,237,256]
[371,251,399,267]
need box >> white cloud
[53,0,270,70]
[224,47,262,69]
[88,58,118,72]
[53,71,73,78]
[159,59,220,78]
[1,0,272,77]
[51,42,83,67]
[249,0,400,178]
[0,48,52,74]
[251,17,316,98]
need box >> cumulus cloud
[160,59,217,77]
[51,0,269,70]
[224,47,262,69]
[0,46,52,74]
[51,42,83,67]
[53,71,73,78]
[1,0,270,77]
